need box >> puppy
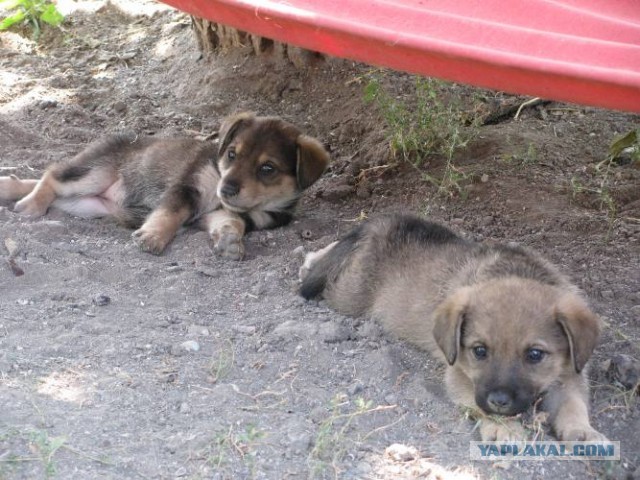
[0,113,329,259]
[299,214,605,442]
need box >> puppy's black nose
[220,180,240,198]
[487,390,513,413]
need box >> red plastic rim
[160,0,640,113]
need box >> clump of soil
[0,1,638,479]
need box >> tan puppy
[0,113,329,259]
[299,214,605,442]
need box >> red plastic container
[160,0,640,113]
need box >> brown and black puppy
[0,113,329,259]
[299,214,606,442]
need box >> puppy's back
[301,214,468,317]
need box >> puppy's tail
[299,226,363,300]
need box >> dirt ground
[0,1,639,479]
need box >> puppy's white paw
[479,418,528,442]
[558,427,608,442]
[213,231,244,261]
[132,227,170,255]
[14,196,48,218]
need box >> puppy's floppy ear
[218,112,255,157]
[432,288,471,365]
[296,135,330,190]
[556,294,601,373]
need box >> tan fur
[132,206,192,255]
[0,175,37,200]
[300,215,606,442]
[14,174,59,218]
[296,135,331,189]
[0,113,329,257]
[199,209,246,260]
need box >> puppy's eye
[472,345,488,360]
[525,348,545,364]
[258,163,276,175]
[227,149,236,161]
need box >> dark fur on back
[300,214,466,300]
[385,214,462,248]
[53,133,147,183]
[300,214,568,301]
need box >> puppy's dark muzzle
[220,180,240,198]
[477,387,532,417]
[487,390,516,414]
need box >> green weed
[0,0,64,40]
[29,431,66,478]
[569,129,639,236]
[604,128,640,165]
[363,73,477,197]
[208,339,235,383]
[499,142,538,167]
[309,394,396,479]
[0,428,112,478]
[201,424,265,476]
[570,176,617,227]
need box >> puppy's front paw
[14,196,48,218]
[479,418,528,442]
[213,232,244,260]
[557,427,608,442]
[132,227,170,255]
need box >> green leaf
[608,129,638,159]
[0,9,25,29]
[363,83,378,103]
[39,3,63,26]
[47,435,67,455]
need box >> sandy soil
[0,2,638,479]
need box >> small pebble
[4,238,19,257]
[601,290,614,300]
[348,382,364,396]
[233,325,257,335]
[180,340,200,352]
[113,101,127,113]
[385,443,419,462]
[39,99,58,109]
[309,406,327,424]
[93,295,111,307]
[292,245,305,257]
[187,325,210,337]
